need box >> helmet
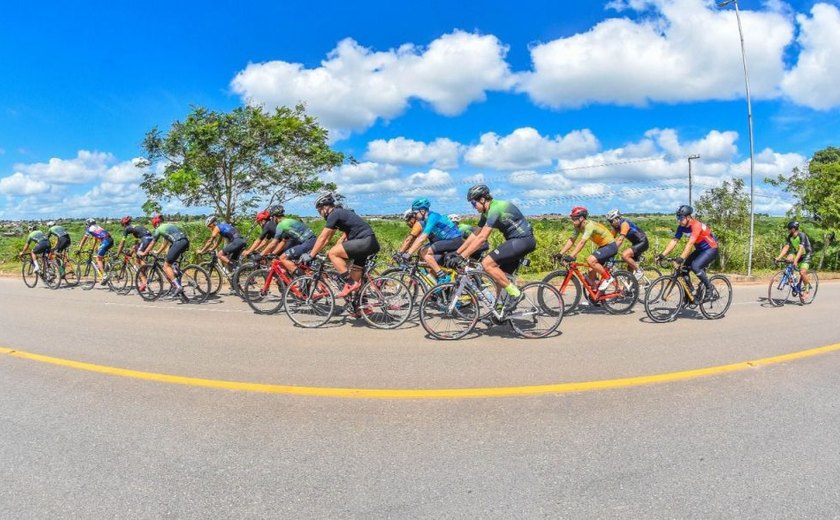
[120,216,132,226]
[467,184,490,202]
[787,220,800,230]
[151,215,162,228]
[29,224,38,231]
[255,210,270,223]
[402,209,417,222]
[205,215,217,227]
[448,213,461,224]
[411,197,431,211]
[676,205,693,218]
[269,205,285,217]
[569,206,588,219]
[314,192,336,208]
[85,218,95,226]
[605,209,621,221]
[46,221,55,227]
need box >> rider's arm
[309,228,336,257]
[335,232,347,245]
[139,239,156,256]
[569,238,586,258]
[795,244,805,264]
[115,237,126,256]
[197,231,219,254]
[406,233,429,255]
[270,239,287,256]
[261,238,279,256]
[776,243,790,261]
[397,233,416,254]
[243,238,263,257]
[459,226,492,259]
[78,234,88,251]
[557,237,574,256]
[660,238,679,257]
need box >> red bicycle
[541,256,638,314]
[242,256,311,314]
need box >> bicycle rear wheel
[542,270,582,313]
[799,270,818,305]
[79,261,97,291]
[767,270,791,307]
[419,283,479,340]
[232,261,257,297]
[42,260,60,289]
[107,262,131,294]
[180,264,210,304]
[200,262,223,296]
[636,266,662,302]
[699,275,732,319]
[644,276,684,323]
[508,282,564,339]
[379,268,426,316]
[358,276,413,329]
[135,264,165,301]
[21,261,38,288]
[602,271,639,315]
[284,275,335,328]
[243,269,286,314]
[62,259,79,287]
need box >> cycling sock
[33,260,40,271]
[504,283,521,298]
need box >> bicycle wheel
[200,262,223,296]
[767,270,792,307]
[21,261,38,288]
[180,264,210,304]
[380,268,428,304]
[644,276,684,323]
[63,259,80,287]
[79,260,97,291]
[42,260,60,289]
[283,275,335,328]
[48,259,64,290]
[509,282,564,339]
[799,270,818,305]
[358,276,413,329]
[243,269,286,314]
[468,270,499,320]
[232,261,257,297]
[419,283,479,340]
[602,271,639,315]
[135,264,164,301]
[107,262,129,294]
[542,270,582,313]
[700,275,732,319]
[636,266,662,302]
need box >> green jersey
[274,218,315,245]
[458,223,477,240]
[27,230,48,244]
[48,225,69,238]
[477,199,533,240]
[152,223,187,244]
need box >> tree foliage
[695,178,750,271]
[766,146,840,229]
[140,104,344,220]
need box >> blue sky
[2,0,840,219]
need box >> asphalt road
[2,278,839,518]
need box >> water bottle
[481,286,495,304]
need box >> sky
[2,0,840,219]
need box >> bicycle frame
[559,261,623,302]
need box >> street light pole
[719,0,756,277]
[687,154,700,206]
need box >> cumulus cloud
[0,173,51,196]
[464,127,600,170]
[781,3,840,109]
[231,30,515,137]
[365,137,462,169]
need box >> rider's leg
[688,248,718,292]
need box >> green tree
[140,104,344,220]
[695,178,750,271]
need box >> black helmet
[269,204,285,217]
[676,205,693,217]
[467,184,490,202]
[314,192,336,208]
[787,220,800,230]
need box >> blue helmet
[411,197,431,211]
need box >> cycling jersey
[610,219,647,245]
[274,218,315,246]
[477,199,533,240]
[152,223,187,244]
[787,231,813,254]
[675,220,717,251]
[421,211,461,242]
[409,221,424,237]
[458,223,478,239]
[85,225,111,240]
[48,225,69,238]
[216,223,242,242]
[258,221,278,241]
[124,225,151,240]
[27,230,48,244]
[324,208,374,240]
[571,220,615,247]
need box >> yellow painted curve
[1,343,839,399]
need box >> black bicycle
[135,253,211,303]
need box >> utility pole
[688,154,700,206]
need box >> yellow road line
[1,343,839,399]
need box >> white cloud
[365,137,462,169]
[0,173,51,195]
[464,127,600,170]
[517,0,793,108]
[231,30,515,137]
[781,3,840,109]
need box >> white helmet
[46,221,55,226]
[605,209,621,221]
[85,218,96,226]
[448,214,461,224]
[205,215,217,226]
[402,209,417,222]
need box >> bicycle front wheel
[419,283,479,340]
[358,276,413,329]
[799,270,818,305]
[542,270,582,313]
[644,276,684,323]
[767,270,791,307]
[180,264,210,304]
[200,262,223,296]
[135,264,165,301]
[62,259,79,287]
[21,261,38,288]
[602,271,639,315]
[509,282,564,339]
[636,266,662,302]
[243,269,286,314]
[232,261,257,297]
[79,261,97,291]
[42,260,60,289]
[283,275,335,328]
[107,262,131,294]
[699,275,732,319]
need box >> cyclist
[300,192,380,299]
[19,225,51,273]
[137,215,190,295]
[556,207,618,291]
[241,209,276,258]
[656,205,719,301]
[46,221,71,257]
[395,209,424,258]
[402,198,463,284]
[197,216,246,271]
[77,218,114,285]
[774,220,813,299]
[448,184,536,302]
[260,205,316,275]
[115,216,153,269]
[449,213,488,260]
[605,209,649,280]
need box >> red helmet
[255,210,270,223]
[569,206,589,219]
[151,214,163,228]
[120,215,132,226]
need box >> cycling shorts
[165,238,189,265]
[138,236,153,253]
[592,242,618,264]
[222,238,247,262]
[488,235,537,274]
[284,237,317,261]
[796,254,812,271]
[54,235,71,253]
[32,240,51,255]
[429,237,464,256]
[97,237,114,257]
[629,238,649,259]
[342,235,380,266]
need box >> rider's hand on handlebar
[562,255,575,263]
[673,257,684,265]
[298,253,313,265]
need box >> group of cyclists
[19,183,816,314]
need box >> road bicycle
[541,256,639,314]
[242,256,312,314]
[283,255,413,329]
[419,257,564,340]
[106,247,139,295]
[134,253,211,304]
[73,248,109,291]
[50,249,79,288]
[768,260,819,306]
[643,257,732,322]
[20,251,59,289]
[199,250,255,297]
[604,254,662,303]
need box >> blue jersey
[421,211,461,243]
[216,223,241,242]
